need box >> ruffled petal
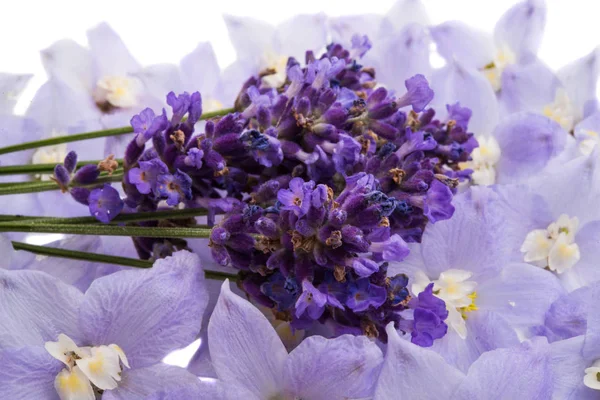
[385,0,430,31]
[0,269,84,348]
[430,21,495,69]
[557,46,600,122]
[87,22,141,76]
[40,39,93,94]
[374,324,465,399]
[274,14,328,61]
[494,0,547,59]
[79,251,207,368]
[223,15,275,62]
[477,263,565,327]
[283,335,383,399]
[0,345,62,399]
[208,280,287,399]
[0,73,32,112]
[180,42,221,96]
[430,61,499,135]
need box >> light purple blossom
[88,184,124,223]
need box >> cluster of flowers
[55,38,478,345]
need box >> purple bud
[210,227,230,245]
[255,217,278,238]
[70,187,90,205]
[53,164,70,189]
[73,164,100,185]
[63,151,78,173]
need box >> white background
[1,0,599,114]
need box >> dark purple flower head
[156,170,193,206]
[128,159,168,195]
[88,184,124,223]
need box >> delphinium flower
[0,251,211,399]
[389,185,564,372]
[374,323,553,399]
[503,151,600,291]
[33,23,170,155]
[178,281,384,399]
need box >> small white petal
[521,229,553,263]
[76,346,123,390]
[548,235,580,274]
[54,366,95,400]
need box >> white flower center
[203,98,224,113]
[259,50,289,88]
[576,129,600,156]
[94,75,141,109]
[459,135,501,185]
[584,359,600,390]
[521,214,580,274]
[482,44,516,91]
[542,88,575,132]
[412,269,478,339]
[45,333,129,399]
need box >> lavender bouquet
[1,0,600,399]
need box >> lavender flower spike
[0,251,209,400]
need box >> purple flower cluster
[210,173,448,342]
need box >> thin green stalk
[0,222,212,238]
[0,159,124,176]
[0,208,210,225]
[0,173,124,195]
[0,108,235,156]
[11,241,238,281]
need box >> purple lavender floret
[128,159,168,195]
[156,170,193,206]
[410,283,449,347]
[88,183,124,223]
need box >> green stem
[0,208,210,225]
[0,223,212,238]
[0,173,124,195]
[0,107,235,156]
[11,241,238,281]
[0,159,124,176]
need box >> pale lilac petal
[385,0,430,31]
[375,324,465,399]
[565,221,600,289]
[363,24,431,92]
[0,346,62,399]
[499,60,562,116]
[283,335,383,399]
[477,263,565,327]
[539,286,590,342]
[551,336,598,400]
[493,113,567,183]
[208,280,287,399]
[40,39,94,94]
[583,283,600,359]
[274,14,328,61]
[430,61,499,135]
[87,22,141,76]
[103,364,207,400]
[0,269,84,348]
[143,380,225,400]
[79,251,207,368]
[430,21,495,69]
[328,14,392,45]
[494,0,546,58]
[136,63,184,105]
[420,187,511,281]
[26,78,100,131]
[430,311,519,373]
[531,151,600,225]
[215,60,256,106]
[223,15,275,62]
[0,73,32,112]
[453,338,552,399]
[557,46,600,121]
[181,42,221,96]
